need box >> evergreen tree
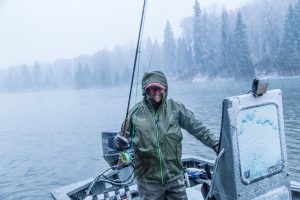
[143,38,155,69]
[121,65,131,84]
[5,70,17,91]
[245,0,283,74]
[32,61,43,89]
[162,21,176,75]
[92,64,104,87]
[193,8,221,78]
[62,68,74,88]
[43,66,57,89]
[20,65,32,90]
[144,39,163,71]
[179,17,194,76]
[193,0,203,71]
[220,9,233,77]
[231,12,254,79]
[152,40,163,70]
[277,4,300,75]
[99,68,112,86]
[176,37,193,75]
[255,2,281,74]
[74,62,91,89]
[92,50,112,87]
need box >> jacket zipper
[154,112,164,184]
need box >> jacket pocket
[165,144,183,178]
[135,148,159,181]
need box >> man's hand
[113,132,130,151]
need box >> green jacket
[124,71,219,184]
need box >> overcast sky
[0,0,251,70]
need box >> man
[114,71,219,200]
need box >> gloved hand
[113,132,130,151]
[213,142,219,154]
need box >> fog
[0,0,252,70]
[0,0,299,92]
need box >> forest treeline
[0,0,299,92]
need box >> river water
[0,77,299,199]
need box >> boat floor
[51,177,300,200]
[51,178,204,200]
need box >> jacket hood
[142,71,168,96]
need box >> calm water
[0,78,299,199]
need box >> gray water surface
[0,78,299,199]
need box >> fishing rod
[123,0,147,133]
[86,1,148,196]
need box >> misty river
[0,77,299,199]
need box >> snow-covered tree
[277,4,300,75]
[163,21,176,75]
[231,12,254,79]
[193,0,203,70]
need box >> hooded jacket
[123,71,219,184]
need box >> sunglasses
[147,86,165,92]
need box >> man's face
[146,86,165,103]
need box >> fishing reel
[116,151,134,169]
[120,151,133,164]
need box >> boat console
[208,88,293,199]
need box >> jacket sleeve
[120,117,132,138]
[120,103,141,139]
[177,101,219,153]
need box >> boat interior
[51,88,300,200]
